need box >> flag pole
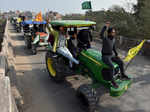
[124,57,134,71]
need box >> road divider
[0,20,18,112]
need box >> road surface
[8,22,150,112]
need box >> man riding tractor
[100,22,130,88]
[45,20,132,112]
[16,16,22,32]
[46,22,79,68]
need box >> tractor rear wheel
[25,37,32,49]
[77,84,98,112]
[31,45,37,55]
[45,51,65,83]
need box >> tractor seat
[36,32,48,37]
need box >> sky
[0,0,137,14]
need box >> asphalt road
[8,22,150,112]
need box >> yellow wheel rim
[47,58,56,77]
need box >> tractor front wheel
[25,37,32,49]
[31,44,37,55]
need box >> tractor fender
[32,35,40,44]
[45,34,49,41]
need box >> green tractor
[22,20,49,55]
[45,20,132,112]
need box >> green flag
[82,1,92,10]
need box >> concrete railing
[0,20,18,112]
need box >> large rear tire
[17,29,19,33]
[31,44,37,55]
[45,51,65,83]
[77,84,98,112]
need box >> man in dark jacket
[77,28,93,50]
[100,22,129,88]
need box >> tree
[134,0,150,39]
[102,5,138,38]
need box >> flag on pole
[35,12,43,22]
[124,40,146,62]
[17,17,22,23]
[82,1,92,10]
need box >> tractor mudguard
[78,49,118,83]
[32,35,40,44]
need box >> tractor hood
[80,49,118,68]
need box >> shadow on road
[10,35,24,41]
[13,44,47,56]
[8,41,47,57]
[8,28,17,33]
[134,73,150,86]
[8,43,31,57]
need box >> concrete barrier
[0,20,18,112]
[0,77,18,112]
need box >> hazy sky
[0,0,137,14]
